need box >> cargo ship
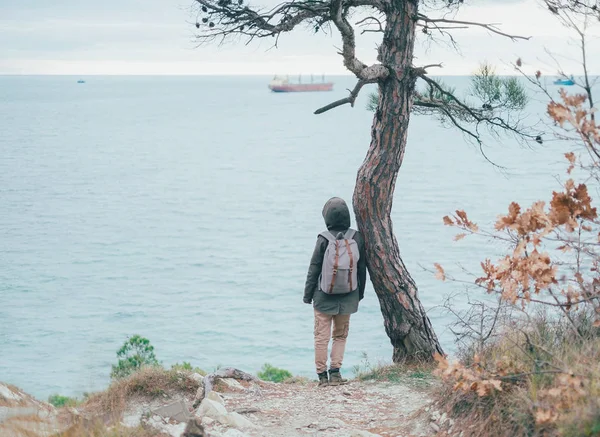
[268,75,333,92]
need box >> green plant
[110,335,160,380]
[471,62,528,111]
[48,394,79,408]
[409,370,430,379]
[351,352,372,379]
[359,364,404,382]
[257,363,292,383]
[171,362,206,375]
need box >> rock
[350,430,383,437]
[192,376,206,404]
[145,414,188,437]
[430,410,441,422]
[202,417,215,426]
[191,373,205,384]
[183,417,207,437]
[440,412,448,425]
[122,403,146,428]
[151,399,192,423]
[66,407,80,417]
[0,384,24,403]
[207,391,225,405]
[225,411,257,429]
[430,422,440,433]
[195,398,228,422]
[221,378,245,390]
[246,382,262,397]
[0,383,65,437]
[194,386,205,406]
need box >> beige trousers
[313,309,351,374]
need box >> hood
[322,197,351,231]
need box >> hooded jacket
[303,197,367,315]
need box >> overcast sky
[1,0,598,75]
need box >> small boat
[553,75,574,86]
[77,79,85,84]
[268,75,333,93]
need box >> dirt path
[204,376,436,437]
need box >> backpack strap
[319,231,336,242]
[321,229,356,241]
[329,240,340,293]
[344,239,354,290]
[344,229,356,239]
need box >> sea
[0,75,581,400]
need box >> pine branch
[417,73,539,142]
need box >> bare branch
[417,21,463,52]
[420,63,444,71]
[330,0,387,79]
[417,14,531,41]
[355,15,384,34]
[194,0,382,45]
[314,79,374,114]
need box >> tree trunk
[352,0,444,362]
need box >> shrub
[171,361,206,375]
[48,394,79,407]
[110,335,160,380]
[432,67,600,435]
[257,364,292,383]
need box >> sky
[0,0,598,75]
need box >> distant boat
[553,75,574,86]
[268,75,333,93]
[77,80,85,84]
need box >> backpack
[319,229,360,294]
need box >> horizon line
[0,73,577,77]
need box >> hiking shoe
[328,369,348,386]
[317,371,329,387]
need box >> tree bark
[352,0,444,362]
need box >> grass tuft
[82,366,200,419]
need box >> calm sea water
[0,75,574,399]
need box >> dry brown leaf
[454,233,467,241]
[489,379,503,391]
[434,263,446,281]
[547,387,563,397]
[535,409,558,424]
